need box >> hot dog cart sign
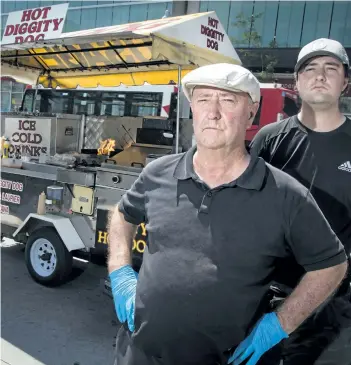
[1,3,68,45]
[5,117,51,157]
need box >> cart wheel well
[15,217,54,244]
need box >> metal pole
[176,65,181,154]
[32,75,40,113]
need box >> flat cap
[181,63,261,103]
[295,38,349,73]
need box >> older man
[108,63,347,365]
[250,38,351,365]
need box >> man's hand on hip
[228,312,288,365]
[110,264,138,332]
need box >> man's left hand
[227,312,288,365]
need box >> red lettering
[31,8,42,21]
[24,35,35,42]
[207,38,218,51]
[19,23,28,35]
[35,34,45,41]
[42,19,52,32]
[15,36,23,43]
[13,23,20,36]
[21,9,32,22]
[208,17,219,29]
[4,25,14,36]
[28,22,38,34]
[36,20,43,33]
[52,18,64,31]
[41,7,52,19]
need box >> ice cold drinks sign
[5,118,51,157]
[201,16,225,51]
[1,3,68,45]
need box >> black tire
[25,227,73,287]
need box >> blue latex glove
[228,312,288,365]
[109,265,138,332]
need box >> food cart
[1,11,241,286]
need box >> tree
[231,12,278,82]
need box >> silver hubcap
[30,238,57,277]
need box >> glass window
[129,4,148,23]
[147,2,167,20]
[11,93,24,112]
[227,1,254,47]
[315,2,333,39]
[64,9,82,32]
[287,1,305,47]
[39,90,72,114]
[199,1,209,12]
[96,6,112,28]
[2,2,16,13]
[15,2,29,11]
[1,80,12,91]
[301,2,319,45]
[22,89,35,112]
[1,92,11,112]
[80,8,97,30]
[343,2,351,47]
[68,1,82,7]
[128,93,162,117]
[275,1,293,47]
[207,1,231,32]
[40,1,54,5]
[100,92,125,117]
[73,91,97,115]
[330,2,349,44]
[12,81,25,93]
[29,1,41,9]
[112,4,130,25]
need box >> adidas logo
[338,161,351,172]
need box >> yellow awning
[38,69,193,88]
[1,12,241,88]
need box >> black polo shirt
[250,116,351,290]
[118,146,346,365]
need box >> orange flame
[98,138,116,155]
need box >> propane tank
[37,191,46,215]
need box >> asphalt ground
[1,238,118,365]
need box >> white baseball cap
[181,63,261,103]
[295,38,349,73]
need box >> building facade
[1,0,351,111]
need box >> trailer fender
[13,213,85,252]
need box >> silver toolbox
[57,168,95,187]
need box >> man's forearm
[107,206,137,273]
[276,262,347,334]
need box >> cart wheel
[25,227,73,287]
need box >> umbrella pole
[175,65,181,154]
